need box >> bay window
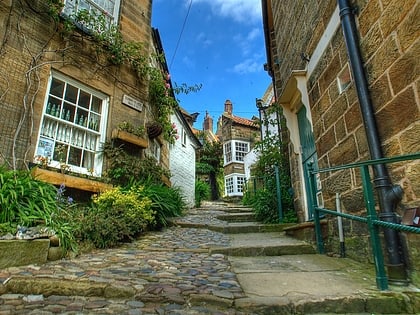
[223,140,249,165]
[225,174,246,196]
[34,72,109,177]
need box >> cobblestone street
[0,204,246,314]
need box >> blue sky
[151,0,271,130]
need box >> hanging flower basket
[147,122,163,139]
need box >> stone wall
[0,0,165,175]
[268,0,419,283]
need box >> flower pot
[147,123,163,139]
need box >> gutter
[337,0,407,284]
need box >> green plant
[0,166,58,226]
[118,121,145,138]
[249,103,297,223]
[137,182,186,229]
[79,186,154,248]
[195,180,210,208]
[103,143,171,186]
[195,135,223,200]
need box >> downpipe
[337,0,408,284]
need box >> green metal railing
[308,152,420,290]
[244,165,283,222]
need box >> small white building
[169,109,201,207]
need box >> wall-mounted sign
[122,94,143,112]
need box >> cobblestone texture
[0,203,249,314]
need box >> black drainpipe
[338,0,407,284]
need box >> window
[235,141,249,161]
[225,175,246,196]
[224,140,249,165]
[62,0,121,27]
[35,73,108,176]
[182,128,187,147]
[150,139,161,162]
[225,177,234,195]
[224,142,232,164]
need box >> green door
[297,106,318,220]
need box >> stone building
[262,0,419,284]
[217,100,260,197]
[0,0,174,192]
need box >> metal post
[336,193,346,258]
[361,165,388,290]
[274,165,283,222]
[309,163,324,254]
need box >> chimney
[224,99,233,116]
[203,111,213,131]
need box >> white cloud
[196,32,213,46]
[247,28,260,41]
[230,58,261,74]
[189,0,262,23]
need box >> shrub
[79,186,154,248]
[195,180,210,208]
[138,183,185,229]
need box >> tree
[196,135,223,200]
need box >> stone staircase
[175,201,420,314]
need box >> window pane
[50,78,65,97]
[65,84,78,104]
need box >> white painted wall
[169,113,198,208]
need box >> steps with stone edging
[184,202,420,314]
[1,201,419,314]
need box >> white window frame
[225,174,246,196]
[62,0,121,27]
[34,72,109,177]
[150,139,161,163]
[182,128,187,147]
[224,140,249,165]
[224,142,232,164]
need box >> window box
[111,129,148,148]
[31,167,112,193]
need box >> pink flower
[165,83,170,89]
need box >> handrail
[313,152,420,174]
[308,152,420,290]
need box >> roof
[225,114,259,128]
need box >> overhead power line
[169,0,193,69]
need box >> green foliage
[0,166,58,226]
[195,180,210,208]
[78,186,154,248]
[136,182,186,229]
[252,189,279,223]
[118,121,145,138]
[103,143,171,186]
[248,103,297,224]
[196,135,223,200]
[0,166,79,253]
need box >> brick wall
[268,0,419,281]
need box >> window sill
[111,129,148,148]
[31,167,112,193]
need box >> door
[297,105,318,220]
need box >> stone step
[211,232,315,256]
[174,221,295,234]
[216,212,255,222]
